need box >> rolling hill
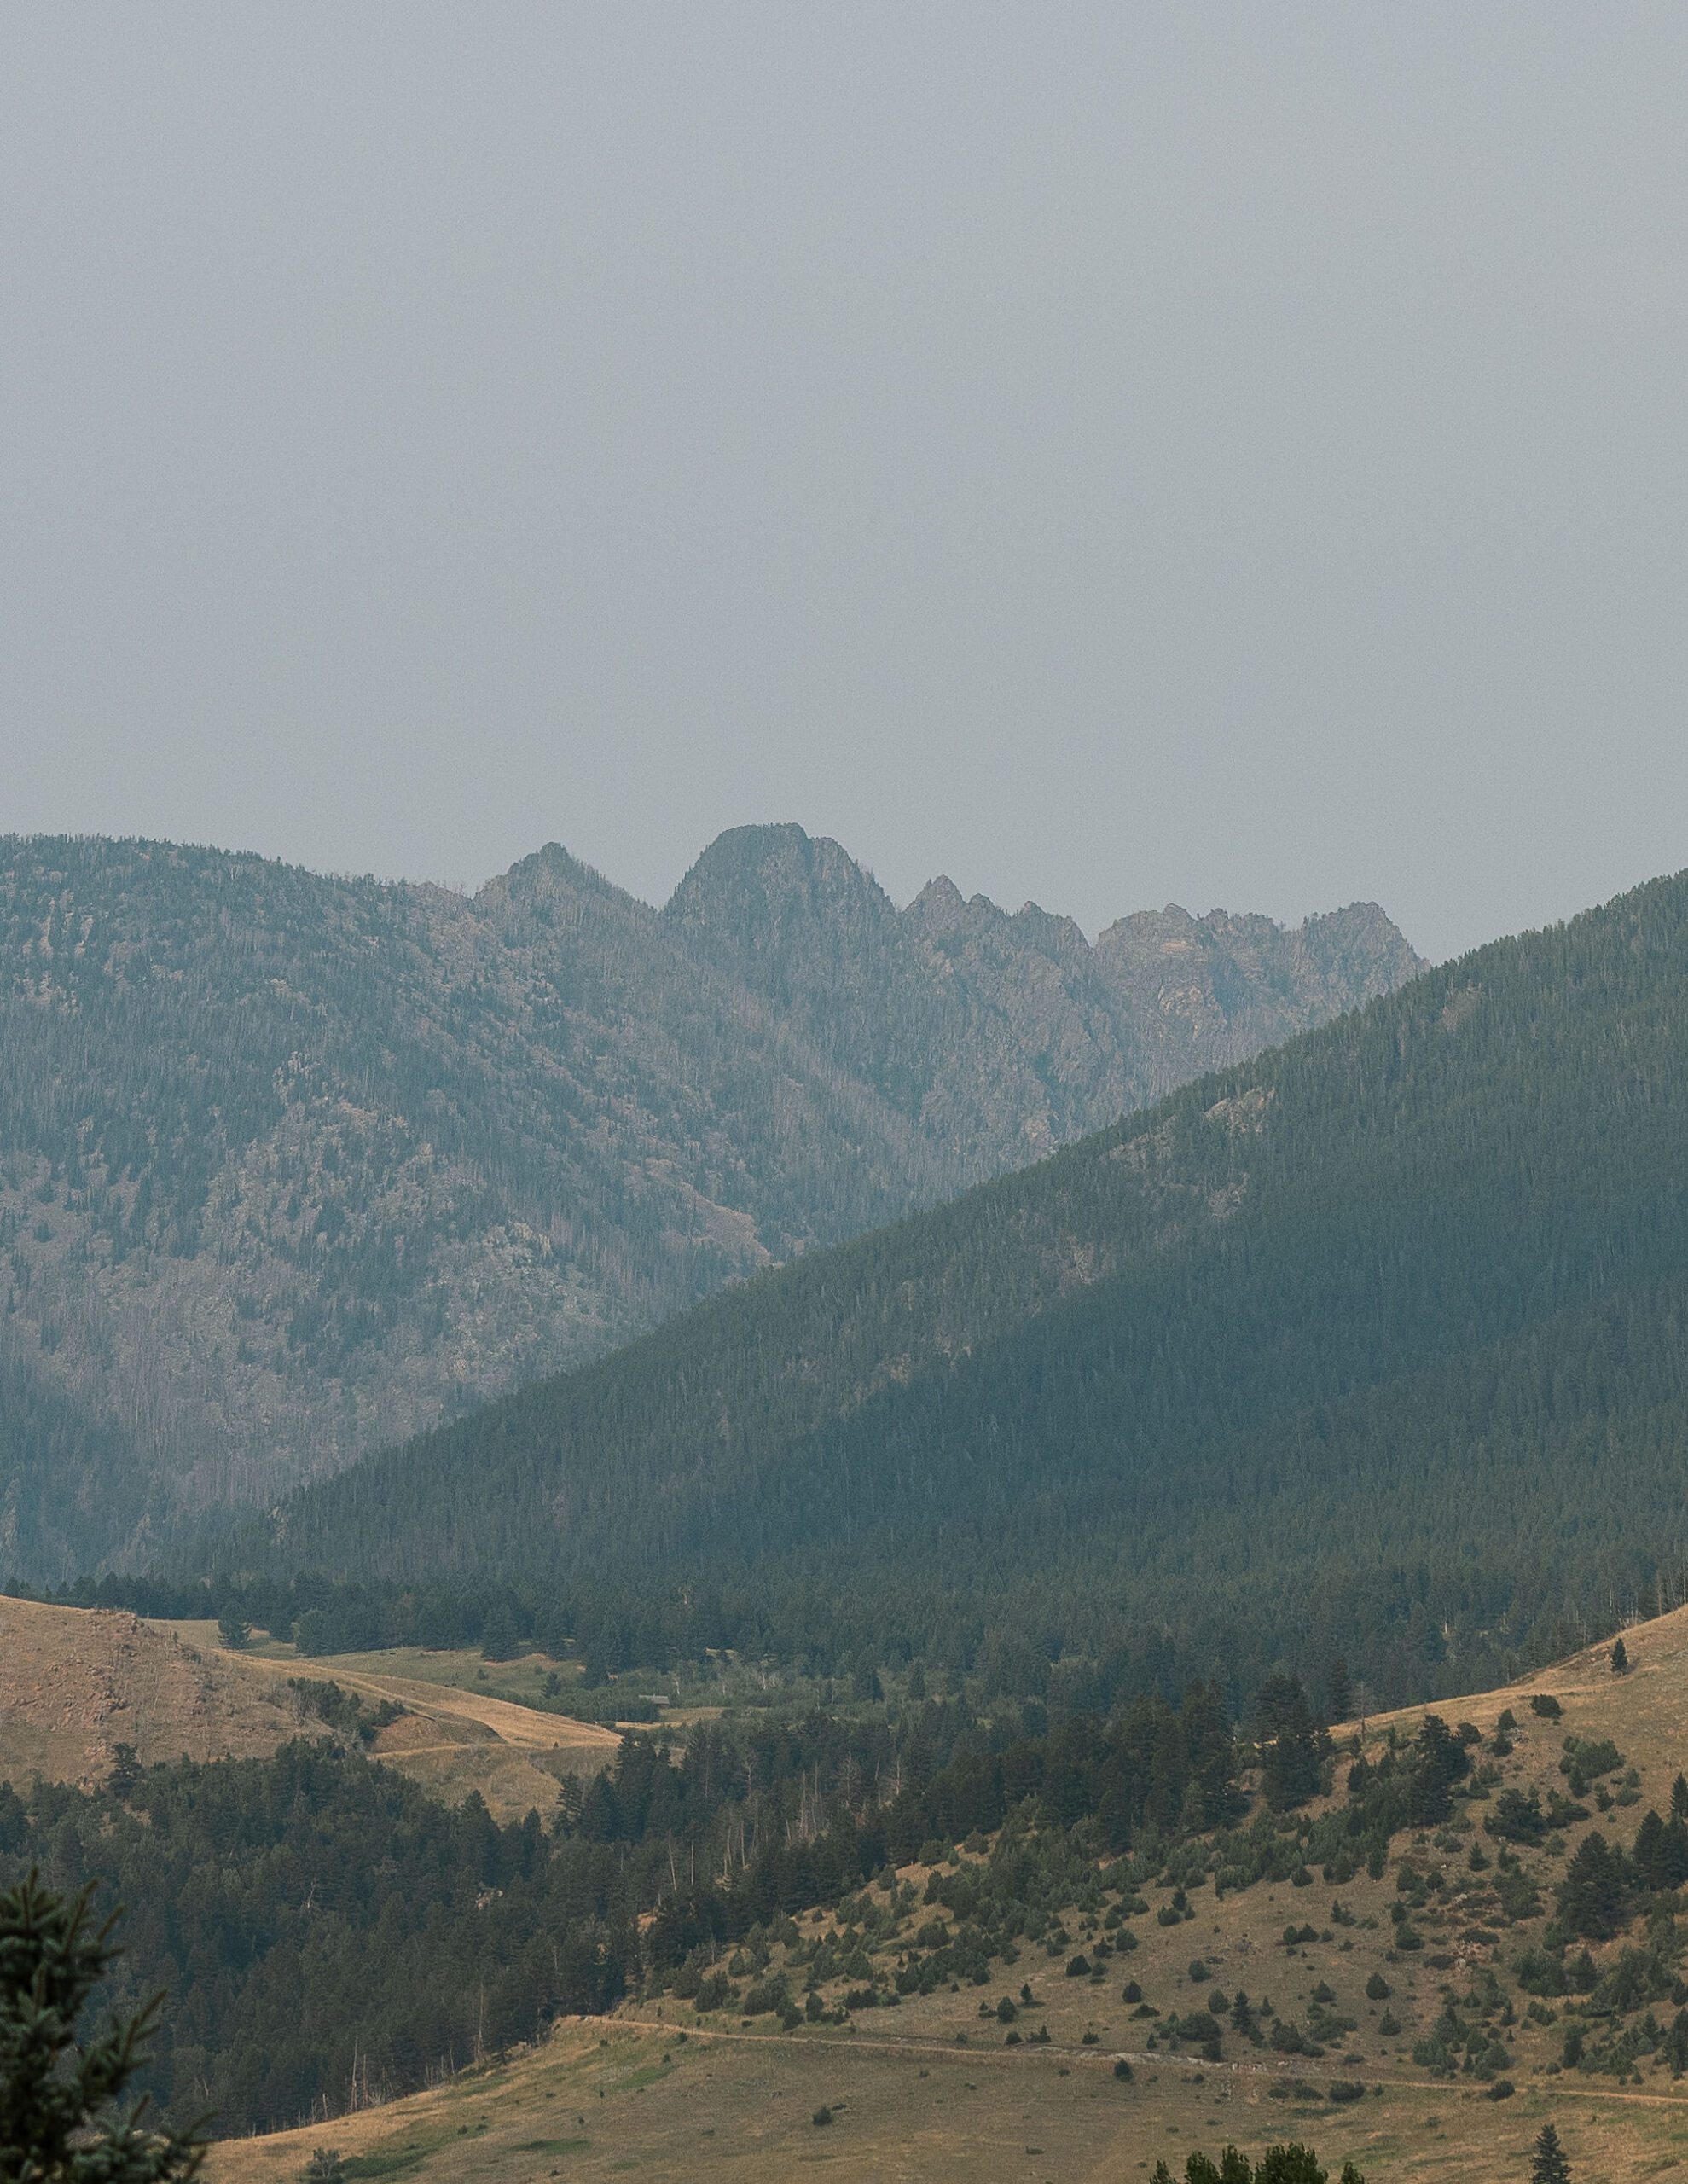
[257,866,1688,1708]
[178,1600,1688,2181]
[0,828,1412,1580]
[0,1596,618,1818]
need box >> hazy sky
[4,8,1686,963]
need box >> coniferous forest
[227,866,1688,1712]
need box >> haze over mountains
[265,867,1688,1708]
[0,825,1418,1579]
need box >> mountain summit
[666,822,1419,1161]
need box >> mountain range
[260,866,1688,1708]
[0,825,1417,1577]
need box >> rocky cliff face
[0,828,1421,1575]
[666,823,1422,1165]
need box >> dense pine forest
[241,868,1688,1712]
[0,829,1410,1581]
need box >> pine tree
[1325,1656,1352,1724]
[0,1869,204,2184]
[1557,1830,1628,1939]
[1255,2148,1330,2184]
[1186,2151,1258,2184]
[1256,1677,1322,1810]
[1530,2121,1571,2184]
[1672,1772,1688,1821]
[479,1599,519,1664]
[1611,1637,1629,1675]
[1635,1808,1668,1890]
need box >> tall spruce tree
[1256,1676,1322,1810]
[1530,2121,1571,2184]
[0,1870,204,2184]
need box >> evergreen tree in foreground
[1530,2122,1572,2184]
[0,1870,203,2184]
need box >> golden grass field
[0,1602,618,1820]
[196,2007,1688,2184]
[198,1635,621,1821]
[0,1598,310,1790]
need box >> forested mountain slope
[0,830,1409,1578]
[265,868,1688,1705]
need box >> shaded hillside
[0,830,1409,1577]
[264,867,1688,1703]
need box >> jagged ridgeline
[264,868,1688,1703]
[0,828,1414,1578]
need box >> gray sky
[3,7,1685,963]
